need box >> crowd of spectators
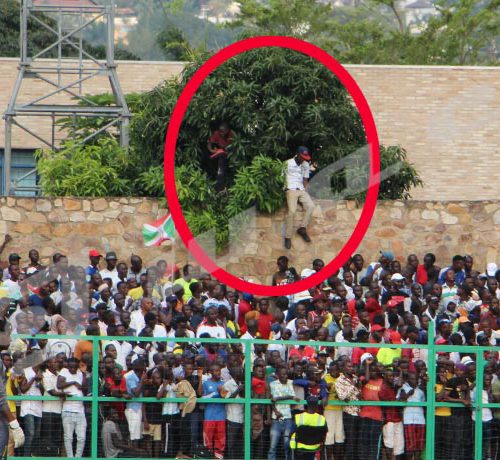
[0,246,499,459]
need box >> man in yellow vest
[290,396,328,460]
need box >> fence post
[91,337,100,459]
[243,340,252,460]
[425,324,436,460]
[474,350,485,460]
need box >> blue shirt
[202,379,225,421]
[438,267,465,286]
[125,371,142,412]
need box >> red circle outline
[164,36,380,296]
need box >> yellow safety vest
[290,412,327,451]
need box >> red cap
[371,324,385,332]
[89,249,102,258]
[389,330,402,344]
[386,299,400,308]
[297,146,311,161]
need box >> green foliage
[157,27,197,61]
[227,156,285,217]
[35,138,132,197]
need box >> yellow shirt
[376,348,402,367]
[128,286,162,301]
[324,374,341,411]
[435,384,452,416]
[6,370,19,413]
[173,278,198,302]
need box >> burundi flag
[142,214,176,247]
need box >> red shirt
[365,338,381,357]
[105,377,126,419]
[257,312,274,340]
[416,264,428,285]
[360,378,383,421]
[252,377,266,396]
[347,300,360,329]
[289,346,316,361]
[238,299,252,334]
[365,298,382,322]
[208,130,234,149]
[378,382,402,422]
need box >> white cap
[360,353,374,365]
[301,268,315,278]
[486,262,498,277]
[391,273,405,281]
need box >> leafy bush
[35,138,132,197]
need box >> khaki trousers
[285,189,315,238]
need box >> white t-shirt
[58,368,84,413]
[42,370,62,414]
[130,310,145,335]
[397,383,425,424]
[223,378,244,424]
[196,323,226,339]
[286,158,309,190]
[20,367,43,418]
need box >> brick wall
[1,197,499,284]
[0,58,499,200]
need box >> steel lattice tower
[3,0,131,195]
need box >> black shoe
[297,227,311,242]
[284,238,292,249]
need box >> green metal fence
[7,326,500,460]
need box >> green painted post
[474,351,485,460]
[425,324,436,460]
[243,340,252,460]
[91,337,100,459]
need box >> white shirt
[223,378,244,424]
[100,268,120,292]
[58,368,85,413]
[42,369,62,414]
[101,340,133,369]
[160,383,179,415]
[130,310,146,335]
[2,279,21,300]
[196,323,226,339]
[397,383,425,424]
[20,367,43,417]
[471,388,493,422]
[286,158,309,190]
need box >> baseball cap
[429,296,440,303]
[89,314,99,321]
[297,146,311,161]
[360,352,374,365]
[386,299,401,308]
[380,251,394,262]
[89,249,102,258]
[165,295,178,304]
[487,262,498,277]
[371,324,385,332]
[8,253,21,261]
[105,251,118,261]
[301,268,315,278]
[390,273,405,281]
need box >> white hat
[360,353,374,365]
[486,262,498,277]
[391,273,405,281]
[460,356,474,366]
[301,268,315,278]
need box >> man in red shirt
[256,297,274,340]
[379,369,404,458]
[207,121,235,192]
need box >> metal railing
[6,326,499,460]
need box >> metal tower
[3,0,131,195]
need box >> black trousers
[226,420,244,459]
[358,417,383,460]
[343,413,359,460]
[41,412,62,456]
[294,450,317,460]
[162,413,181,458]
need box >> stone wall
[1,197,500,284]
[1,58,499,201]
